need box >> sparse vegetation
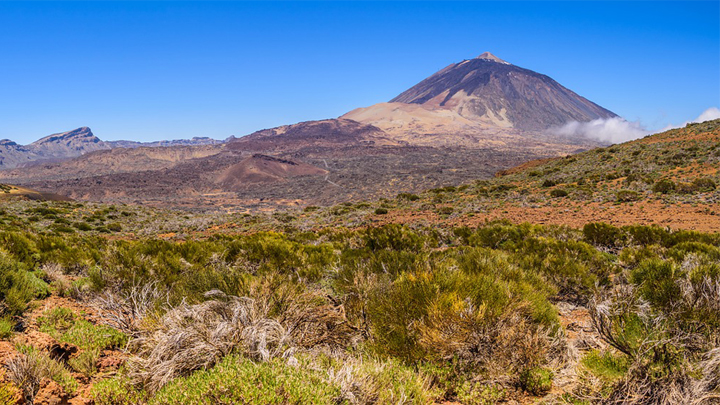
[0,121,719,403]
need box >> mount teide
[344,52,615,147]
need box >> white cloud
[692,107,720,123]
[552,107,720,145]
[551,117,649,144]
[659,107,720,132]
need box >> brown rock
[96,351,125,371]
[34,379,69,405]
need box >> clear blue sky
[1,1,718,143]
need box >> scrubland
[0,120,719,404]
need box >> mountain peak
[381,53,616,132]
[476,52,510,64]
[32,127,97,146]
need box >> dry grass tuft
[6,352,45,402]
[93,281,166,338]
[127,284,361,393]
[128,290,292,392]
[6,351,74,403]
[692,347,720,404]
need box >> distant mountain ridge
[107,137,223,149]
[0,127,224,169]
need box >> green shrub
[692,177,717,192]
[0,252,50,315]
[542,179,557,187]
[367,247,558,365]
[676,182,697,194]
[519,366,553,395]
[616,189,641,202]
[629,259,680,311]
[550,189,568,198]
[457,382,506,405]
[437,206,454,215]
[91,375,145,405]
[38,307,127,352]
[73,222,93,231]
[469,221,533,249]
[512,237,612,297]
[374,208,388,215]
[581,350,629,383]
[106,223,123,232]
[363,224,426,252]
[583,223,627,248]
[150,355,341,404]
[68,348,100,376]
[397,192,420,201]
[622,225,669,246]
[652,179,675,194]
[0,316,14,339]
[52,225,75,234]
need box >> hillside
[345,118,720,233]
[0,184,71,202]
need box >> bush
[693,177,717,192]
[397,192,420,201]
[0,252,50,315]
[616,189,641,202]
[366,247,559,367]
[519,366,553,395]
[541,179,557,187]
[106,223,123,232]
[581,350,629,383]
[456,382,506,404]
[437,206,454,215]
[150,355,341,404]
[550,189,568,198]
[652,179,675,194]
[583,223,627,249]
[374,208,388,215]
[73,222,93,231]
[91,375,145,405]
[68,348,100,376]
[37,307,127,352]
[0,316,14,339]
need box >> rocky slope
[226,119,402,152]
